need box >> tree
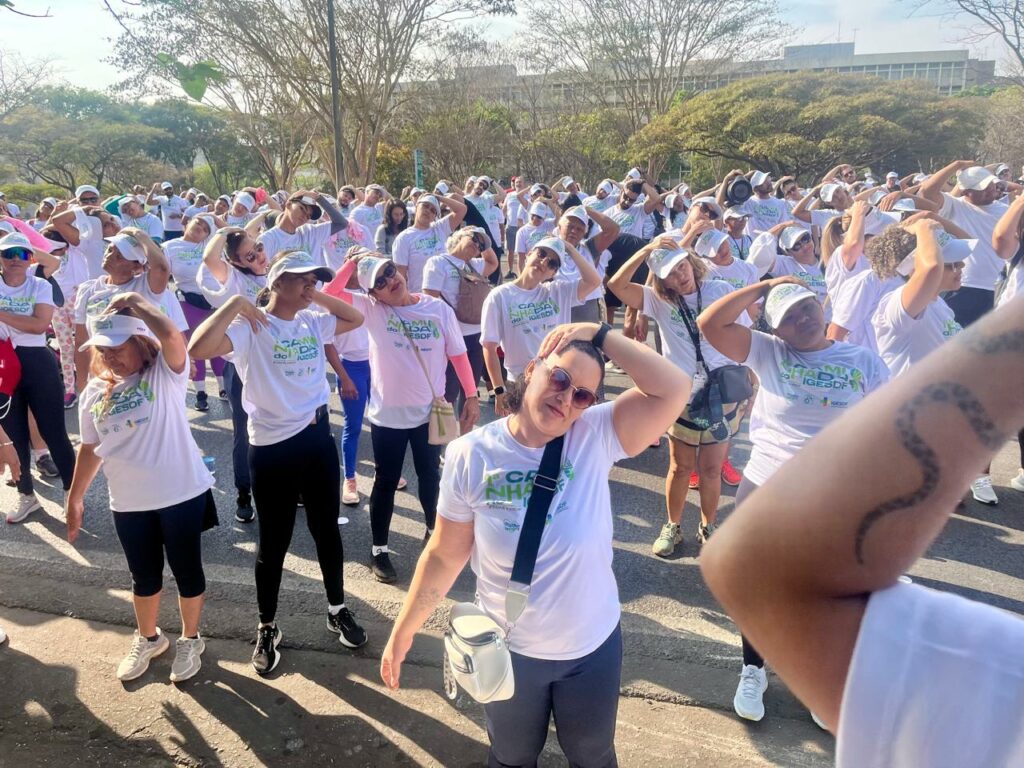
[977,86,1024,174]
[631,72,984,188]
[909,1,1024,83]
[0,50,53,119]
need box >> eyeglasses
[791,236,812,250]
[0,248,31,261]
[239,242,264,263]
[541,362,598,409]
[79,196,99,204]
[471,235,487,250]
[533,251,560,271]
[373,262,397,290]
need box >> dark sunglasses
[471,235,488,250]
[239,242,265,263]
[700,203,719,220]
[0,248,32,261]
[543,363,598,409]
[79,196,99,204]
[791,235,812,250]
[373,262,397,290]
[534,250,560,271]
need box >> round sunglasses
[539,361,598,409]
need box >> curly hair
[865,226,916,280]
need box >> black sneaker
[327,607,367,649]
[194,391,209,412]
[697,522,717,545]
[235,494,255,523]
[252,623,281,676]
[370,552,397,584]
[35,454,59,478]
[504,271,517,281]
[218,389,228,401]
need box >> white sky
[0,0,1007,92]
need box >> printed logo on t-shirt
[749,202,782,221]
[942,317,963,338]
[795,270,827,294]
[484,459,575,519]
[272,333,321,372]
[91,380,155,428]
[509,298,561,329]
[411,233,441,254]
[385,316,440,341]
[0,294,34,315]
[779,359,866,404]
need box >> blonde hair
[653,255,708,304]
[820,214,850,268]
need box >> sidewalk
[0,605,833,768]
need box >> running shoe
[218,389,228,401]
[342,478,359,506]
[235,493,255,523]
[396,476,408,491]
[371,552,397,584]
[970,474,998,506]
[810,711,828,731]
[720,458,741,487]
[169,636,205,683]
[652,522,682,557]
[35,453,59,478]
[7,493,41,524]
[327,608,367,649]
[194,391,209,412]
[0,625,6,644]
[688,471,699,490]
[117,629,170,681]
[63,392,78,410]
[697,521,717,545]
[733,664,768,721]
[1011,469,1024,492]
[504,271,517,281]
[252,623,282,676]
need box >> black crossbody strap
[505,434,566,625]
[676,283,712,379]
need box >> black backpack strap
[505,434,566,625]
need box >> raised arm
[310,288,364,336]
[104,291,186,373]
[792,185,822,223]
[899,219,944,318]
[841,200,868,268]
[606,239,661,310]
[188,294,267,360]
[993,195,1024,260]
[439,195,467,229]
[564,241,601,301]
[127,229,169,294]
[313,191,349,236]
[585,206,620,253]
[698,277,794,362]
[918,159,973,208]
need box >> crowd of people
[0,159,1022,766]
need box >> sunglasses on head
[0,248,31,261]
[541,362,598,409]
[373,262,397,290]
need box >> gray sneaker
[7,493,42,524]
[169,635,205,683]
[35,453,59,478]
[117,629,170,681]
[652,522,682,557]
[697,521,718,545]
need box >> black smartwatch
[591,322,613,351]
[492,385,506,396]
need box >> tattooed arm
[381,516,474,689]
[701,295,1024,731]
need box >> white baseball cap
[417,194,441,214]
[886,171,899,180]
[105,232,148,264]
[0,232,33,254]
[694,229,729,259]
[267,249,334,289]
[863,208,899,236]
[764,283,818,329]
[357,255,393,292]
[722,206,749,221]
[750,170,770,187]
[161,181,174,190]
[897,231,977,276]
[533,237,566,265]
[692,196,722,216]
[597,180,616,196]
[528,201,551,219]
[235,192,256,211]
[75,184,100,199]
[562,206,589,227]
[819,183,842,204]
[626,168,643,180]
[957,166,998,191]
[647,247,689,279]
[79,313,155,350]
[434,181,450,196]
[779,226,811,251]
[529,183,545,196]
[892,198,918,212]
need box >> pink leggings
[179,300,226,382]
[51,290,77,397]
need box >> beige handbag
[392,309,459,445]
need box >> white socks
[371,545,389,556]
[328,603,346,615]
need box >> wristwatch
[591,322,613,351]
[493,385,506,396]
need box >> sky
[0,0,1006,92]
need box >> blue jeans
[339,359,370,480]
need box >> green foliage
[373,142,414,193]
[0,181,66,209]
[631,72,983,183]
[154,54,227,102]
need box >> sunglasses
[0,248,32,261]
[533,250,560,271]
[791,235,812,249]
[239,242,265,263]
[541,363,598,409]
[373,262,397,290]
[80,196,99,204]
[700,204,719,220]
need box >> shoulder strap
[505,434,566,625]
[389,306,439,400]
[676,284,712,379]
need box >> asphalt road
[0,369,1022,766]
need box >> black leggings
[112,491,209,598]
[444,333,485,417]
[250,416,345,624]
[2,346,75,494]
[369,421,440,547]
[1019,429,1024,467]
[223,362,251,495]
[734,475,765,668]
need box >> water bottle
[202,455,216,474]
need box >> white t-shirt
[258,221,334,265]
[350,202,384,232]
[706,257,759,292]
[51,245,89,296]
[582,194,616,214]
[514,221,554,255]
[605,203,647,239]
[79,352,214,512]
[641,282,736,398]
[153,195,188,232]
[163,238,208,295]
[323,220,373,270]
[73,207,107,280]
[75,274,188,332]
[422,254,487,336]
[939,193,1010,290]
[742,197,790,237]
[349,293,465,429]
[224,308,336,445]
[556,239,609,302]
[742,332,889,485]
[439,403,627,660]
[119,213,164,241]
[825,244,868,298]
[831,271,902,353]
[726,233,752,261]
[392,218,454,292]
[997,258,1024,309]
[480,280,579,378]
[837,582,1024,767]
[197,265,266,308]
[505,195,526,228]
[484,204,506,248]
[0,275,54,347]
[872,290,962,377]
[333,320,370,363]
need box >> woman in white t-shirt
[189,250,367,677]
[197,226,270,523]
[381,321,690,768]
[423,226,499,418]
[513,202,555,272]
[164,213,226,411]
[325,252,482,585]
[481,238,602,415]
[699,276,889,725]
[0,233,76,523]
[608,236,744,554]
[391,193,467,292]
[749,223,830,316]
[992,196,1024,495]
[66,296,214,684]
[554,205,619,324]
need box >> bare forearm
[189,297,243,359]
[391,546,467,643]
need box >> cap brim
[651,251,689,279]
[279,265,335,284]
[78,332,133,351]
[770,292,817,329]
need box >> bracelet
[0,441,12,447]
[591,322,613,351]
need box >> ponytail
[820,215,846,268]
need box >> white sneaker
[169,635,205,683]
[971,474,999,506]
[117,629,170,681]
[0,625,7,644]
[7,493,42,524]
[342,478,359,506]
[810,711,829,731]
[1010,469,1024,492]
[733,664,768,721]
